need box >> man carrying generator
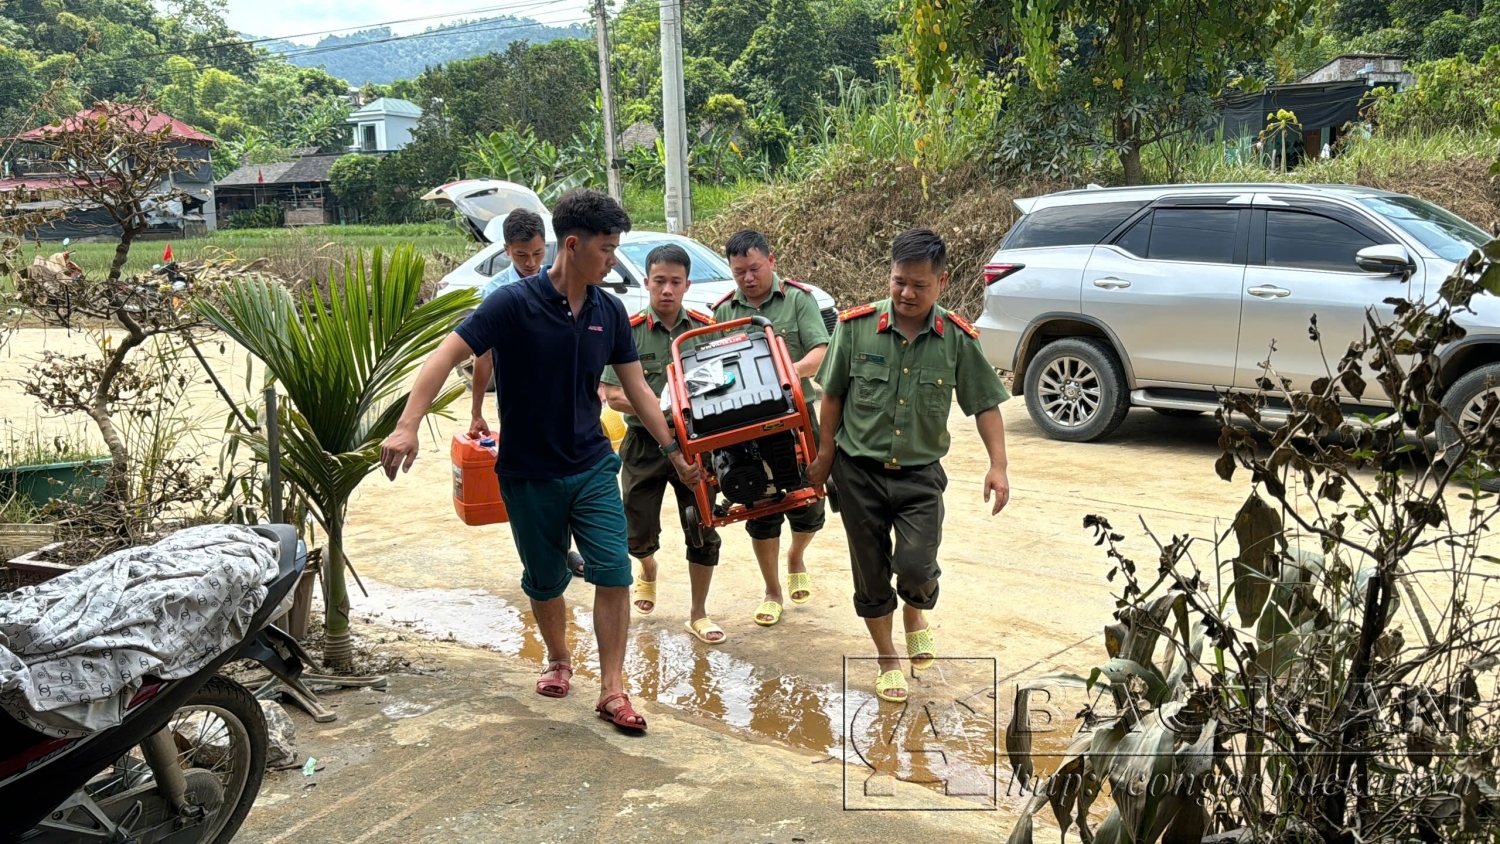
[601,244,726,643]
[808,228,1012,704]
[713,230,829,628]
[381,190,700,733]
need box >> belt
[840,450,933,475]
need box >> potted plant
[0,427,108,510]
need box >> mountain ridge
[251,16,590,86]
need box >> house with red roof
[1,105,219,240]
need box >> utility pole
[593,0,622,202]
[659,0,690,232]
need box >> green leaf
[1099,657,1169,704]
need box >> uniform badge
[857,353,887,364]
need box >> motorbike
[0,525,308,844]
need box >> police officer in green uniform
[713,230,830,628]
[601,244,728,643]
[808,228,1012,704]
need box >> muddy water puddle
[356,580,1080,811]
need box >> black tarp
[1219,80,1395,139]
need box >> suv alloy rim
[1460,386,1500,435]
[1039,356,1101,428]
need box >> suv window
[1145,208,1239,264]
[1002,201,1147,250]
[1265,210,1376,272]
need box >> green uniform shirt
[711,275,829,399]
[601,306,716,428]
[817,299,1010,467]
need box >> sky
[219,0,593,44]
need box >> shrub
[227,204,285,230]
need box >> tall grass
[624,181,760,229]
[23,223,474,284]
[1155,127,1499,185]
[795,76,1002,177]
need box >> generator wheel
[824,477,840,514]
[683,505,706,548]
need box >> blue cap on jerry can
[479,437,496,447]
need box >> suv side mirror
[1356,244,1415,275]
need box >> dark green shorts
[500,453,632,601]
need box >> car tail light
[983,263,1024,285]
[435,280,449,290]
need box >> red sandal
[536,662,573,698]
[595,692,647,732]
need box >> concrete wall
[1299,55,1416,88]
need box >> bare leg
[634,553,659,613]
[593,585,632,707]
[752,537,784,622]
[531,595,570,666]
[865,613,905,699]
[687,562,722,641]
[903,603,928,635]
[786,530,815,600]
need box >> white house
[346,98,423,153]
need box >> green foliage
[417,40,599,147]
[903,0,1313,183]
[730,0,824,124]
[462,125,600,203]
[227,204,286,231]
[195,246,475,663]
[329,155,381,223]
[1378,50,1500,134]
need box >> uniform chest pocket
[918,369,955,416]
[850,359,890,409]
[776,325,802,356]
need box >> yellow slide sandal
[788,572,813,604]
[906,625,936,672]
[633,578,657,614]
[876,669,909,703]
[754,600,782,627]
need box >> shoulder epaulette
[947,312,980,339]
[687,308,715,325]
[712,291,735,309]
[782,278,813,294]
[629,312,648,328]
[839,303,877,322]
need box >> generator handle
[749,315,772,328]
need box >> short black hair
[501,208,546,245]
[724,229,772,260]
[891,228,947,273]
[645,243,691,276]
[551,188,631,242]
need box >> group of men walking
[380,189,1011,732]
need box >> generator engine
[709,433,803,506]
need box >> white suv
[977,183,1496,445]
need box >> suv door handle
[1248,285,1291,299]
[1093,277,1131,290]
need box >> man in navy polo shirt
[381,189,699,734]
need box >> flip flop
[907,623,936,672]
[876,669,909,703]
[596,692,647,732]
[536,661,573,698]
[788,572,813,604]
[754,600,782,627]
[684,617,727,644]
[633,578,657,614]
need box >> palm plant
[196,246,477,670]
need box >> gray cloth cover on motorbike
[0,525,278,737]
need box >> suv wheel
[1437,362,1500,491]
[1024,337,1131,442]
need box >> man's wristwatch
[659,440,681,457]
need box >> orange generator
[451,432,508,525]
[666,315,825,538]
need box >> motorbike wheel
[82,677,267,844]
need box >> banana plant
[196,246,476,670]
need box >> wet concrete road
[236,395,1272,842]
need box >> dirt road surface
[1,328,1475,842]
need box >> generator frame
[666,315,824,531]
